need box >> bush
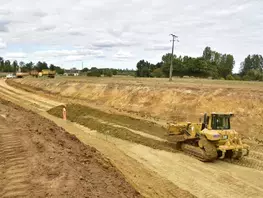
[87,70,101,77]
[150,68,163,78]
[226,74,235,80]
[242,69,263,81]
[104,69,113,77]
[232,74,241,80]
[242,75,251,81]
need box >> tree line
[80,67,135,77]
[0,57,64,74]
[136,46,263,81]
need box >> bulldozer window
[211,115,230,130]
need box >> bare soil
[7,77,263,142]
[3,78,263,197]
[0,99,141,198]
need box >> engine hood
[201,129,239,141]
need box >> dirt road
[1,79,263,198]
[0,99,140,197]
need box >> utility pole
[169,34,178,82]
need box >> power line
[169,34,179,82]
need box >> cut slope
[8,77,263,141]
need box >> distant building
[64,68,80,76]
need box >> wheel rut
[0,124,29,198]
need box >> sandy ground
[0,99,141,197]
[9,77,263,142]
[1,79,263,197]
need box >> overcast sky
[0,0,262,72]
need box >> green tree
[0,57,4,72]
[50,64,55,71]
[87,67,101,77]
[35,61,49,72]
[240,54,263,76]
[217,54,235,78]
[112,69,117,75]
[136,60,152,77]
[226,74,235,80]
[12,60,18,73]
[202,47,235,78]
[151,68,163,78]
[81,67,89,72]
[53,66,64,75]
[4,60,11,72]
[104,69,113,77]
[22,62,34,72]
[202,46,212,61]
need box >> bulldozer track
[0,85,54,111]
[224,157,263,171]
[0,125,29,198]
[181,137,218,162]
[223,150,263,171]
[249,151,263,161]
[181,143,217,162]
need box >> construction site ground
[1,78,263,197]
[0,99,141,198]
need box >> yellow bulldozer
[167,112,249,161]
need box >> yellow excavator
[167,112,249,161]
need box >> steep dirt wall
[11,78,263,140]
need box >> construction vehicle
[30,70,56,78]
[42,69,56,78]
[30,70,39,77]
[16,72,29,78]
[6,74,16,79]
[167,112,249,161]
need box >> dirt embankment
[0,99,141,198]
[8,78,263,141]
[48,104,176,152]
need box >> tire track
[0,85,52,111]
[0,124,29,198]
[0,80,61,107]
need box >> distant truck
[6,74,16,79]
[16,72,29,78]
[42,69,56,78]
[30,70,56,78]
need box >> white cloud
[5,52,27,59]
[0,9,10,16]
[92,39,136,48]
[145,44,171,51]
[34,50,76,57]
[33,48,104,62]
[113,50,133,61]
[66,55,85,61]
[34,25,56,32]
[0,38,6,49]
[0,0,261,71]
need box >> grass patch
[48,105,176,153]
[56,104,167,139]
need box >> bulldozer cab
[201,113,233,130]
